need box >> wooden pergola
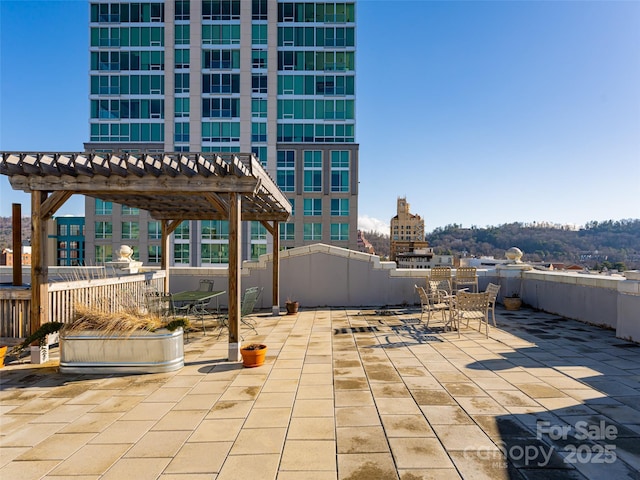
[0,152,291,361]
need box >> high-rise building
[84,1,358,266]
[390,197,428,261]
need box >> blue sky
[1,0,639,234]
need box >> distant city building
[48,217,86,266]
[1,246,31,266]
[396,248,453,269]
[390,197,428,261]
[84,1,358,266]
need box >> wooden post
[12,203,22,287]
[161,220,171,293]
[228,192,241,361]
[30,191,48,335]
[272,221,280,316]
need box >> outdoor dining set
[414,266,500,338]
[144,279,262,337]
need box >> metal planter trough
[60,328,184,374]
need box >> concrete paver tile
[0,446,29,467]
[125,430,191,458]
[336,426,389,453]
[277,471,336,480]
[375,397,422,415]
[244,407,292,428]
[217,453,280,479]
[488,390,541,407]
[388,437,453,469]
[0,460,60,480]
[58,412,122,433]
[189,418,244,442]
[165,441,232,474]
[49,443,131,476]
[456,396,510,415]
[90,395,144,413]
[229,427,287,454]
[336,406,381,427]
[90,420,155,444]
[152,409,208,431]
[335,390,375,407]
[173,393,221,410]
[448,450,511,480]
[288,416,335,440]
[205,400,253,419]
[189,380,232,395]
[253,391,296,408]
[218,385,261,402]
[337,453,398,480]
[380,414,435,437]
[370,383,413,398]
[101,457,171,480]
[296,384,334,399]
[280,440,336,471]
[1,422,65,447]
[419,405,474,425]
[145,387,191,403]
[397,469,462,480]
[431,424,500,451]
[16,433,96,460]
[292,399,334,417]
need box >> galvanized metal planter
[60,328,184,374]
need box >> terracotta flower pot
[503,297,522,311]
[240,344,267,368]
[285,301,299,315]
[0,345,7,368]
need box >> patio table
[171,290,225,335]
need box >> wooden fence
[0,271,166,340]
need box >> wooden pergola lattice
[0,152,292,361]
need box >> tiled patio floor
[1,307,640,479]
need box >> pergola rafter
[0,151,291,361]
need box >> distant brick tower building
[390,197,428,261]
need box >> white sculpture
[116,245,134,262]
[505,247,524,264]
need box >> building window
[252,122,266,142]
[174,221,189,240]
[203,49,239,69]
[95,221,112,239]
[175,73,190,93]
[303,150,322,192]
[148,221,161,240]
[252,0,267,20]
[251,221,268,240]
[277,150,295,192]
[201,243,228,264]
[58,224,68,236]
[122,205,139,215]
[252,74,267,93]
[331,150,349,192]
[330,223,349,241]
[148,245,161,263]
[280,223,294,241]
[251,49,267,69]
[121,221,139,240]
[202,220,228,240]
[331,198,349,216]
[251,98,267,118]
[95,245,112,263]
[69,223,83,236]
[174,244,190,264]
[251,244,267,260]
[201,24,241,44]
[175,0,190,20]
[175,25,190,45]
[95,199,112,215]
[174,122,190,143]
[252,24,267,45]
[203,0,240,20]
[303,198,322,216]
[252,146,267,167]
[175,48,190,69]
[175,98,190,118]
[303,223,322,241]
[203,98,239,118]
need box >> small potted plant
[240,343,267,368]
[285,297,299,315]
[503,292,522,311]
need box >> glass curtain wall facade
[85,0,358,266]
